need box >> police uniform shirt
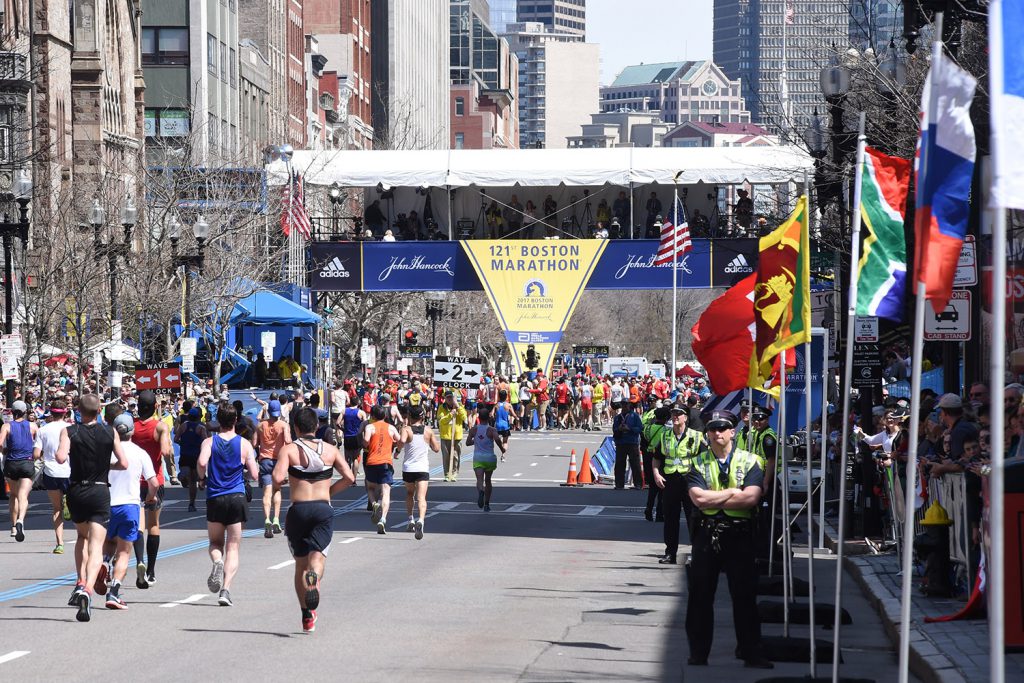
[685,446,765,519]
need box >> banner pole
[671,176,681,381]
[803,171,817,677]
[832,111,866,683]
[779,347,790,637]
[819,327,828,550]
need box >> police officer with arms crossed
[685,410,773,669]
[653,403,703,564]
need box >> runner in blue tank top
[494,390,513,462]
[341,405,367,479]
[2,400,39,542]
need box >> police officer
[653,403,702,564]
[747,405,779,564]
[641,405,671,522]
[685,410,773,669]
[735,401,753,451]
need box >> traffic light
[404,329,418,345]
[525,344,538,369]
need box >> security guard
[641,405,671,522]
[735,401,753,450]
[653,403,703,564]
[685,410,773,669]
[747,405,779,563]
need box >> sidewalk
[825,520,1024,682]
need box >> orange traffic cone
[560,449,579,486]
[577,448,594,485]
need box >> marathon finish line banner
[307,239,760,292]
[461,240,608,375]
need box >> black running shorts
[66,483,111,525]
[285,500,334,557]
[3,459,35,480]
[402,471,430,484]
[206,493,248,526]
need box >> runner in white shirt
[33,401,72,554]
[330,380,348,430]
[398,406,440,539]
[99,413,158,609]
[610,379,626,405]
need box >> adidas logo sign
[724,254,753,274]
[319,256,351,278]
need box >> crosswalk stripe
[506,504,533,513]
[578,506,604,516]
[267,560,295,570]
[434,502,459,511]
[159,593,207,608]
[0,651,30,665]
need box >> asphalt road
[0,428,911,682]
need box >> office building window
[454,132,465,149]
[208,113,217,149]
[229,48,237,88]
[221,42,228,81]
[455,97,464,116]
[141,28,188,65]
[208,35,217,76]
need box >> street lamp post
[425,291,447,349]
[328,182,343,238]
[0,170,31,407]
[89,196,135,392]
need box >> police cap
[704,410,738,431]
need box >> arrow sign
[135,363,183,390]
[136,375,153,385]
[433,356,483,389]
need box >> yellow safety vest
[659,427,702,475]
[693,447,760,518]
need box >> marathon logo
[319,256,351,278]
[724,254,753,274]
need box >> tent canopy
[230,289,322,326]
[268,146,814,189]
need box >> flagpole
[832,111,867,683]
[671,173,682,381]
[900,16,944,683]
[803,172,817,677]
[779,347,791,637]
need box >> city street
[0,430,909,682]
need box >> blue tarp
[230,289,321,325]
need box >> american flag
[280,171,312,240]
[785,0,795,25]
[653,215,692,266]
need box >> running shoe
[208,559,225,593]
[53,544,64,554]
[14,521,24,542]
[414,519,424,540]
[303,570,320,610]
[477,490,485,508]
[218,589,233,607]
[136,563,149,590]
[105,593,128,610]
[302,610,318,633]
[406,519,415,532]
[9,527,14,537]
[188,503,197,512]
[93,562,109,595]
[376,521,386,535]
[366,500,373,512]
[75,590,91,622]
[272,518,282,535]
[264,520,273,538]
[145,574,157,586]
[68,585,85,606]
[484,503,491,512]
[370,502,382,525]
[170,477,180,486]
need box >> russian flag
[990,0,1024,210]
[914,49,977,314]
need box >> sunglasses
[707,425,732,433]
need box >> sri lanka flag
[914,49,977,314]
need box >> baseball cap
[937,393,963,410]
[705,410,737,431]
[188,407,201,419]
[268,400,282,417]
[11,400,28,413]
[113,413,135,437]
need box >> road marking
[530,462,538,467]
[555,446,562,450]
[507,504,533,513]
[0,651,30,665]
[492,478,564,483]
[159,594,207,608]
[161,514,207,528]
[513,473,523,477]
[339,537,363,544]
[434,502,459,511]
[268,559,295,570]
[578,506,604,516]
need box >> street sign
[1,354,17,380]
[924,290,972,341]
[260,331,277,350]
[400,344,433,359]
[180,338,197,357]
[92,350,103,371]
[851,343,880,390]
[954,235,977,287]
[810,290,838,367]
[433,355,483,389]
[360,345,376,367]
[572,345,609,359]
[181,356,195,373]
[854,316,879,343]
[0,333,23,356]
[386,352,395,368]
[135,362,183,390]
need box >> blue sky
[588,0,714,85]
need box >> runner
[129,390,173,589]
[33,399,71,553]
[103,414,159,609]
[2,400,38,542]
[272,407,355,632]
[398,406,439,539]
[55,394,129,622]
[466,405,506,512]
[255,399,291,538]
[197,402,258,607]
[174,407,207,513]
[494,391,512,461]
[340,402,366,480]
[362,404,401,534]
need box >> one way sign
[135,363,183,390]
[433,356,483,389]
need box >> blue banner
[781,334,825,435]
[586,239,712,289]
[361,242,481,291]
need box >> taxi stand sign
[924,290,972,341]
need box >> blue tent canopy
[230,289,321,326]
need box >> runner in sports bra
[272,407,355,634]
[398,407,440,539]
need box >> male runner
[174,407,207,513]
[131,390,174,587]
[466,406,506,512]
[398,406,439,538]
[273,407,355,632]
[256,399,291,537]
[55,394,129,622]
[340,402,366,479]
[103,414,159,609]
[198,403,258,606]
[33,400,71,554]
[2,400,39,541]
[362,405,400,534]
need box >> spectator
[382,229,396,242]
[612,190,630,226]
[542,195,558,236]
[524,200,539,239]
[644,192,662,231]
[734,189,753,232]
[596,199,611,226]
[364,200,386,235]
[504,195,524,237]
